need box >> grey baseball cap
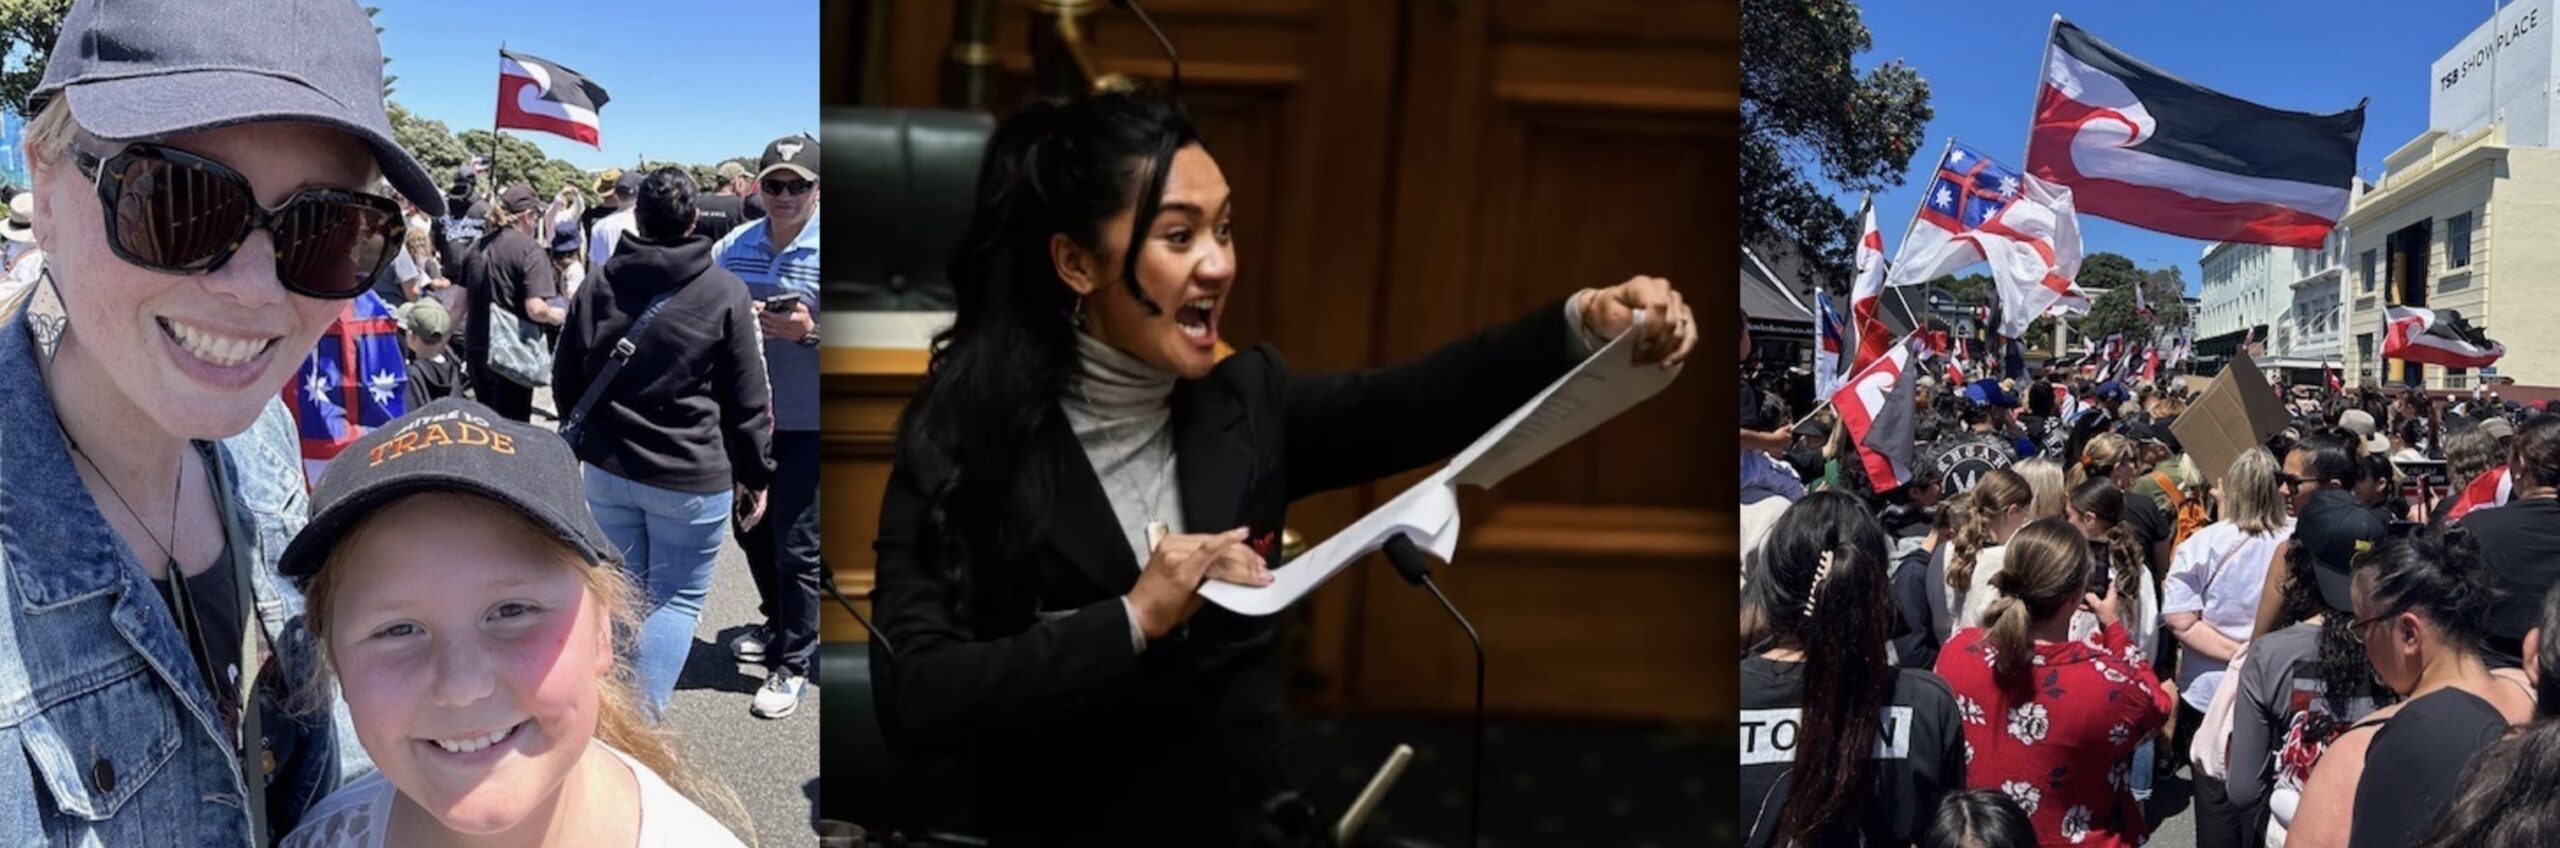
[32,0,446,216]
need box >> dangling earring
[31,265,66,364]
[1071,297,1089,330]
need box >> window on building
[2362,250,2377,292]
[2449,213,2473,269]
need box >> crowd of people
[1740,319,2560,848]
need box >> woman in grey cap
[0,0,442,843]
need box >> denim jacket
[0,307,342,846]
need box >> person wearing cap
[2223,481,2390,847]
[0,0,446,842]
[549,217,588,301]
[553,166,776,718]
[586,170,643,270]
[2338,408,2391,457]
[690,161,749,242]
[713,133,825,719]
[397,298,466,408]
[273,398,747,846]
[457,183,563,422]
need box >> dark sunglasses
[74,142,406,299]
[760,176,816,197]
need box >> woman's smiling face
[1058,143,1235,380]
[31,120,373,439]
[323,493,613,836]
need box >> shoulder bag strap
[562,289,681,446]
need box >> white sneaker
[730,626,771,663]
[751,671,806,719]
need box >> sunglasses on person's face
[2278,472,2305,491]
[760,176,816,197]
[73,142,406,299]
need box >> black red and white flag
[2382,305,2505,369]
[2027,19,2364,249]
[2447,465,2513,526]
[497,50,611,148]
[1832,341,1918,494]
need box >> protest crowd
[1738,316,2560,848]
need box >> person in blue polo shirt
[713,134,822,719]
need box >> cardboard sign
[2172,352,2292,487]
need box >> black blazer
[871,297,1580,844]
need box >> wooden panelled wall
[831,0,1736,724]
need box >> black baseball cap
[280,397,619,584]
[32,0,444,216]
[2298,488,2387,613]
[757,134,818,182]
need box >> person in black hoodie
[552,166,777,717]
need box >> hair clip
[1803,550,1833,619]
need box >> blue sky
[375,0,819,170]
[1846,0,2508,296]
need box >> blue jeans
[584,464,732,718]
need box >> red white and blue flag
[1885,141,2089,337]
[1815,289,1850,400]
[2028,19,2363,249]
[288,292,407,487]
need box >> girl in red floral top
[1937,518,2173,847]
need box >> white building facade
[2282,227,2349,365]
[2197,241,2308,371]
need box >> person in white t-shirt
[277,398,748,847]
[587,170,639,270]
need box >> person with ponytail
[1741,493,1966,848]
[2290,534,2532,848]
[870,87,1699,843]
[2079,432,2174,582]
[1942,468,2036,644]
[2411,583,2560,848]
[2224,484,2393,848]
[1936,519,2172,848]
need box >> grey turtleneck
[1063,329,1187,571]
[1063,331,1184,654]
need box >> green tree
[0,0,71,113]
[1743,0,1933,281]
[2073,253,2192,345]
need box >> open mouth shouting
[157,316,281,390]
[1174,295,1218,347]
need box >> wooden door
[1347,0,1735,723]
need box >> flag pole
[1889,136,1959,346]
[2022,15,2061,165]
[488,43,506,196]
[1794,330,1929,429]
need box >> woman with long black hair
[868,88,1697,842]
[1743,493,1967,848]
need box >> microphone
[1109,0,1183,94]
[819,559,897,659]
[1380,534,1484,848]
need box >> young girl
[277,398,746,847]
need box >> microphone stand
[1108,0,1183,95]
[1382,534,1483,848]
[820,559,896,659]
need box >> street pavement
[527,389,823,846]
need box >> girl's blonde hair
[2070,433,2143,489]
[296,493,753,841]
[2014,458,2068,521]
[1948,468,2034,593]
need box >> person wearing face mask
[869,88,1698,844]
[0,0,446,842]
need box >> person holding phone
[712,134,825,719]
[554,167,774,718]
[1937,519,2172,848]
[0,0,442,841]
